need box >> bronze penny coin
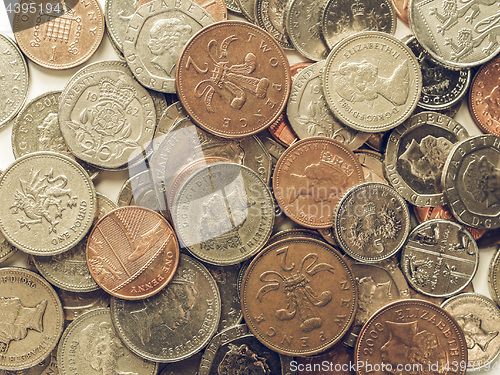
[293,344,355,374]
[391,0,409,24]
[86,206,180,300]
[412,205,486,240]
[355,300,468,375]
[13,0,104,70]
[240,237,358,357]
[469,55,500,137]
[273,137,364,229]
[176,20,291,138]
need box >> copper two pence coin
[273,137,364,228]
[176,20,291,138]
[355,300,468,375]
[86,206,179,300]
[13,0,104,69]
[469,55,500,137]
[240,237,358,356]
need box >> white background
[0,1,498,373]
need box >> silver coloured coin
[255,0,294,50]
[287,61,369,150]
[354,150,389,184]
[0,171,18,264]
[172,162,274,265]
[0,268,64,371]
[235,0,256,22]
[160,353,202,375]
[334,182,410,263]
[405,36,470,110]
[199,324,285,374]
[0,152,96,256]
[442,134,500,230]
[59,65,156,170]
[123,0,215,93]
[321,0,396,50]
[117,170,162,211]
[152,101,188,151]
[401,219,479,298]
[225,0,242,13]
[385,111,469,207]
[490,248,500,308]
[410,0,500,69]
[0,34,29,130]
[110,254,221,362]
[285,0,329,61]
[105,0,138,53]
[11,91,99,180]
[32,193,117,293]
[57,308,158,375]
[323,31,422,133]
[441,293,500,371]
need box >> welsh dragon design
[10,168,78,234]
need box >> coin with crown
[273,137,364,229]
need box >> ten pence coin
[0,152,96,256]
[86,206,180,300]
[0,268,64,371]
[355,300,468,375]
[13,0,104,70]
[273,137,364,229]
[323,31,422,133]
[110,254,221,362]
[57,308,158,375]
[240,237,357,356]
[176,21,291,138]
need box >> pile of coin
[1,0,500,373]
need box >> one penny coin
[86,206,180,300]
[0,268,64,371]
[13,0,104,69]
[273,137,364,229]
[355,300,468,375]
[176,20,291,138]
[469,55,500,137]
[240,237,358,356]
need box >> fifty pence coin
[334,182,411,263]
[57,308,158,375]
[199,324,284,374]
[273,137,364,229]
[323,31,422,133]
[13,0,105,69]
[410,0,500,69]
[401,219,479,298]
[11,91,99,180]
[240,237,357,356]
[441,293,500,371]
[441,134,500,230]
[0,152,96,256]
[355,300,468,375]
[385,111,469,207]
[321,0,396,50]
[0,268,64,371]
[0,34,29,130]
[59,63,156,170]
[176,21,291,138]
[285,0,329,61]
[287,61,370,150]
[489,248,500,308]
[172,162,274,265]
[469,54,500,137]
[33,193,117,293]
[110,254,221,362]
[86,206,180,300]
[123,0,215,93]
[405,36,470,111]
